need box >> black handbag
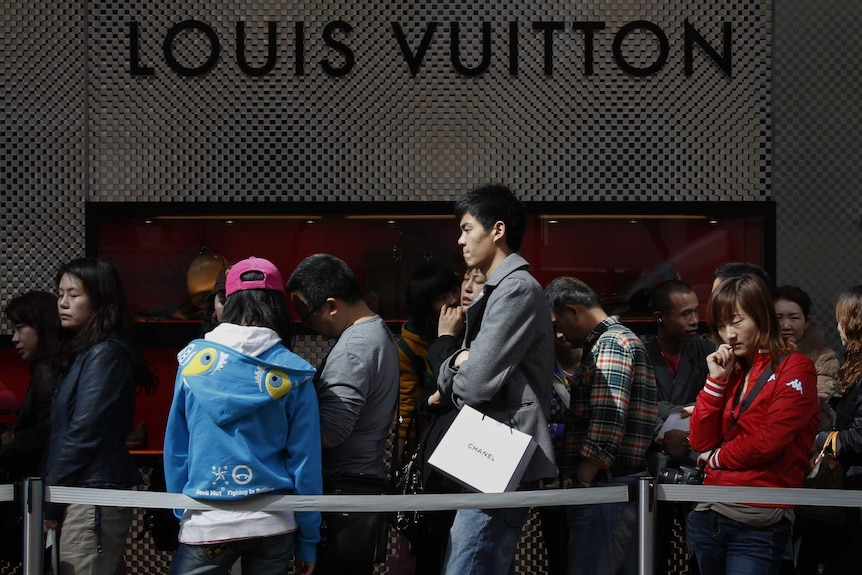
[138,466,180,552]
[321,474,391,565]
[796,431,847,526]
[392,438,428,544]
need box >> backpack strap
[397,337,430,387]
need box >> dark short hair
[544,276,600,312]
[649,280,694,314]
[454,184,527,252]
[285,254,362,309]
[774,285,812,318]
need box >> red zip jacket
[689,351,819,498]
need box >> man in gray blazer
[436,184,556,575]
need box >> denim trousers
[168,532,296,575]
[566,474,642,575]
[687,509,791,575]
[441,507,530,575]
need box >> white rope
[42,485,629,511]
[657,484,862,507]
[4,483,859,510]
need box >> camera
[658,465,705,485]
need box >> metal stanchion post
[23,477,44,575]
[637,476,655,575]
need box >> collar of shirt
[583,315,620,352]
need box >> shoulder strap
[391,337,427,484]
[728,352,790,434]
[397,337,428,382]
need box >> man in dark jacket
[646,279,714,574]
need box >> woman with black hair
[406,265,486,575]
[1,291,64,479]
[1,291,65,564]
[43,257,156,575]
[396,261,460,450]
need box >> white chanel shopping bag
[428,404,538,493]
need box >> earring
[657,317,663,325]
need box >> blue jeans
[168,532,296,575]
[441,507,530,575]
[687,509,791,575]
[566,473,642,575]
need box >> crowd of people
[0,183,860,575]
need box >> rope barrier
[5,482,861,510]
[6,480,862,575]
[44,484,629,511]
[657,484,862,507]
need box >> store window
[87,200,773,339]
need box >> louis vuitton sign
[129,19,732,79]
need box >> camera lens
[658,468,682,484]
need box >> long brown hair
[835,285,862,392]
[708,274,787,368]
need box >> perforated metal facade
[2,1,773,322]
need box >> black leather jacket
[44,338,142,517]
[826,379,862,489]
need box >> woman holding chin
[686,274,820,575]
[410,266,486,575]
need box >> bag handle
[820,430,840,458]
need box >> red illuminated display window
[87,201,774,339]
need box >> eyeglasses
[299,303,321,323]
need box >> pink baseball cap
[225,257,284,297]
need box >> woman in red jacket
[687,274,819,575]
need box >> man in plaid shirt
[545,277,657,575]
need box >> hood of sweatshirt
[176,324,315,427]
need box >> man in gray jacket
[436,184,556,575]
[286,254,399,575]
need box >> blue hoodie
[164,328,322,561]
